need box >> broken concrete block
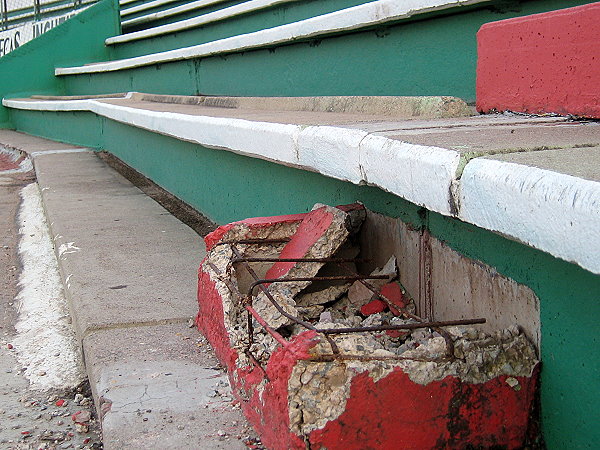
[347,256,397,310]
[197,206,539,450]
[359,299,387,316]
[252,205,350,328]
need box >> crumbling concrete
[197,205,540,449]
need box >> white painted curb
[459,158,600,275]
[61,0,490,74]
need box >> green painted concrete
[0,0,120,127]
[63,0,593,102]
[114,0,372,59]
[8,108,599,449]
[122,0,247,33]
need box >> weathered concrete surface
[0,129,85,152]
[485,146,600,183]
[0,129,257,448]
[83,324,251,450]
[356,210,541,349]
[131,93,474,118]
[476,3,600,118]
[430,239,540,349]
[376,120,600,156]
[33,151,202,337]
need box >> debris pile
[197,204,540,450]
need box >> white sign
[0,9,85,57]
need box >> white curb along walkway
[4,96,599,276]
[15,183,85,390]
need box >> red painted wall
[476,3,600,118]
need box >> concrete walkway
[0,130,256,449]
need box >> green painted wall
[8,108,599,448]
[114,0,374,59]
[0,0,120,128]
[63,0,592,102]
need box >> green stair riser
[115,0,373,58]
[66,0,592,103]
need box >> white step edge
[59,0,490,74]
[121,0,210,17]
[115,0,299,42]
[120,0,145,6]
[121,0,233,23]
[5,95,599,275]
[1,95,459,221]
[459,158,600,275]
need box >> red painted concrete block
[359,299,387,316]
[197,211,540,449]
[476,3,600,118]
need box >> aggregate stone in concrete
[32,151,204,337]
[484,146,600,182]
[83,324,254,450]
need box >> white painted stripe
[61,0,490,74]
[120,0,144,6]
[15,183,85,390]
[122,0,248,26]
[30,149,91,157]
[121,0,224,18]
[297,125,367,184]
[112,0,300,44]
[360,134,461,214]
[460,158,600,275]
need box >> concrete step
[0,129,257,449]
[4,93,599,275]
[476,2,600,118]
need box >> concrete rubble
[197,203,540,449]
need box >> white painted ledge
[5,95,598,275]
[60,0,490,75]
[1,96,461,217]
[121,0,225,18]
[460,159,600,275]
[113,0,301,44]
[121,0,240,26]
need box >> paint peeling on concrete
[58,242,81,259]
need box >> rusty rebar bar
[246,305,289,348]
[333,263,458,357]
[309,354,453,363]
[231,257,367,264]
[230,245,341,354]
[316,318,486,335]
[247,274,390,297]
